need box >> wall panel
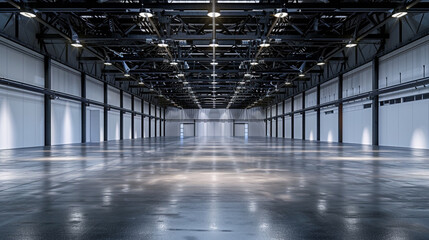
[343,101,372,145]
[294,114,302,139]
[51,99,81,145]
[305,111,317,141]
[320,107,338,142]
[108,111,120,140]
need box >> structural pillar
[291,96,294,139]
[316,84,321,141]
[338,74,343,143]
[141,100,145,138]
[302,92,305,140]
[119,90,124,140]
[44,56,51,146]
[103,82,108,141]
[131,95,135,139]
[282,100,285,138]
[275,104,278,138]
[148,103,151,138]
[372,57,379,146]
[163,108,166,137]
[81,72,86,143]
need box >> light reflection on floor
[1,137,429,239]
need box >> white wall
[134,116,142,138]
[305,111,317,141]
[108,111,120,140]
[0,87,44,149]
[0,38,45,149]
[320,107,338,142]
[343,101,372,145]
[51,61,82,145]
[123,114,132,139]
[144,117,150,138]
[285,116,292,138]
[294,114,302,139]
[51,99,81,145]
[165,108,265,137]
[278,117,283,138]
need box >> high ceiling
[3,0,427,108]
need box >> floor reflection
[0,137,429,239]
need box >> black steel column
[120,90,123,140]
[154,105,158,137]
[291,96,294,139]
[81,72,86,143]
[141,100,144,138]
[270,106,272,137]
[265,109,268,136]
[316,84,321,141]
[148,103,151,138]
[131,95,135,139]
[233,119,235,137]
[302,92,305,140]
[275,104,278,138]
[282,100,285,138]
[44,56,51,146]
[338,74,343,143]
[372,57,379,146]
[193,119,196,137]
[163,108,166,137]
[103,82,108,141]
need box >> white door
[183,123,195,137]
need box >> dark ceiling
[2,0,427,108]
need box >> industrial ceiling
[3,0,427,108]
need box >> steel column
[282,100,285,138]
[316,84,321,141]
[131,95,134,139]
[154,106,157,138]
[372,57,379,146]
[119,90,123,140]
[275,104,278,138]
[44,56,51,146]
[163,108,166,137]
[81,72,86,143]
[103,82,108,141]
[148,103,151,138]
[141,100,145,138]
[270,106,273,137]
[338,74,343,143]
[291,96,294,139]
[302,92,305,140]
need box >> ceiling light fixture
[104,61,112,66]
[20,11,36,18]
[71,40,83,48]
[259,40,270,47]
[298,72,305,77]
[139,9,153,18]
[170,61,178,66]
[208,12,221,18]
[210,61,218,66]
[345,40,357,48]
[158,40,168,47]
[209,39,219,47]
[124,72,130,77]
[317,61,326,66]
[392,10,407,18]
[250,60,259,66]
[274,9,288,18]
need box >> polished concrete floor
[1,137,429,239]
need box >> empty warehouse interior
[1,0,429,239]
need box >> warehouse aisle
[1,137,429,239]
